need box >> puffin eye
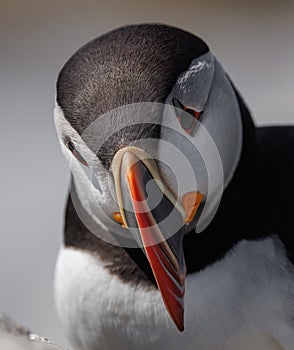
[172,98,202,135]
[67,140,89,167]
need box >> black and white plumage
[54,24,294,350]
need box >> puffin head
[54,24,243,332]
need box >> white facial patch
[160,54,242,233]
[54,102,128,240]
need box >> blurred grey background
[0,0,293,347]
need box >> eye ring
[66,139,89,167]
[172,98,202,135]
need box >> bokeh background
[0,0,293,347]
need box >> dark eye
[172,98,202,135]
[67,140,89,167]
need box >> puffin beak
[112,147,188,332]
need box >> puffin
[54,24,294,350]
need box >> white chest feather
[54,237,294,350]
